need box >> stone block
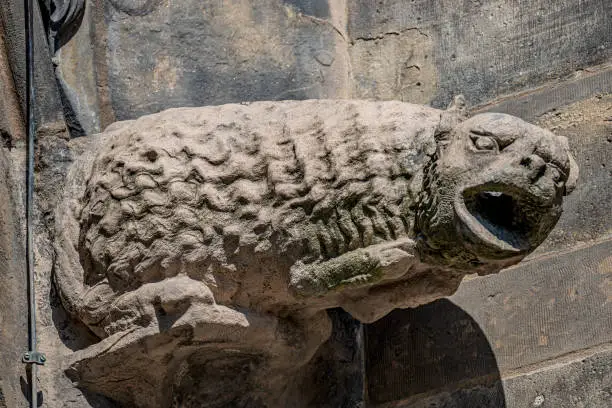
[532,94,612,254]
[365,239,612,404]
[451,239,612,373]
[348,0,611,108]
[58,0,351,133]
[383,345,612,408]
[503,345,612,408]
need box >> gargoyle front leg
[289,238,417,297]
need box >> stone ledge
[379,342,612,408]
[473,64,612,121]
[503,342,612,408]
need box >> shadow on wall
[289,308,365,408]
[365,299,506,408]
[19,375,43,407]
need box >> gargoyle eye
[547,163,567,184]
[470,134,498,152]
[550,166,561,181]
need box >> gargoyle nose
[520,154,547,180]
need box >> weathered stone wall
[348,0,611,108]
[0,0,65,132]
[55,0,611,135]
[0,147,27,408]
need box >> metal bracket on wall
[22,351,46,366]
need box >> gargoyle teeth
[483,191,502,198]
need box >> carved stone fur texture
[54,99,577,406]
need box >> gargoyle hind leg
[68,276,333,407]
[289,238,417,297]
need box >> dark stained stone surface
[365,299,505,405]
[54,0,611,134]
[474,66,612,121]
[0,0,65,127]
[348,0,611,108]
[0,384,7,408]
[103,0,349,121]
[289,308,365,408]
[283,0,331,18]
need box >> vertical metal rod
[24,0,38,405]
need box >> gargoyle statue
[54,97,577,407]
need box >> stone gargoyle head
[416,111,578,269]
[53,99,577,407]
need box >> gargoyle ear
[565,152,579,195]
[435,95,469,142]
[447,94,468,113]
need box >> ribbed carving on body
[77,101,439,296]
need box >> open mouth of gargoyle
[455,185,538,255]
